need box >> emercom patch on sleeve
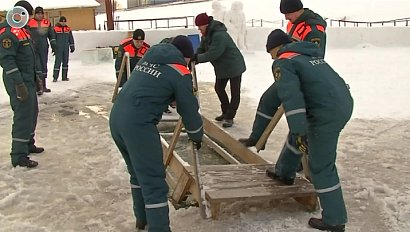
[2,38,12,49]
[273,67,281,81]
[311,38,321,45]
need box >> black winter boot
[29,145,45,154]
[222,119,234,128]
[266,167,294,185]
[13,157,38,168]
[308,218,345,232]
[62,67,69,81]
[238,137,265,150]
[36,76,43,95]
[215,114,225,121]
[43,77,51,92]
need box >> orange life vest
[27,18,50,29]
[120,38,150,58]
[286,21,325,42]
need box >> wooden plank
[301,153,311,181]
[165,168,177,190]
[161,136,201,206]
[202,116,269,164]
[205,185,315,203]
[255,106,284,152]
[171,170,192,203]
[210,202,221,220]
[203,135,241,164]
[164,118,183,166]
[111,53,128,103]
[161,137,190,192]
[293,195,318,211]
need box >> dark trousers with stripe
[36,47,49,79]
[214,75,242,119]
[250,82,351,225]
[53,46,69,80]
[3,79,37,165]
[109,105,171,232]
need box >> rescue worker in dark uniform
[192,13,246,128]
[280,0,327,57]
[240,0,327,172]
[115,29,150,87]
[109,35,203,232]
[27,6,56,94]
[240,30,352,232]
[0,0,45,168]
[52,16,75,82]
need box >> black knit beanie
[266,29,292,52]
[59,16,67,22]
[14,1,33,16]
[171,35,194,58]
[34,6,44,14]
[133,29,145,40]
[280,0,303,14]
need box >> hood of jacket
[142,43,186,66]
[205,17,228,37]
[295,8,327,29]
[55,22,66,27]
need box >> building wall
[127,0,150,8]
[46,8,96,30]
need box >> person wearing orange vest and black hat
[239,29,352,232]
[0,0,46,168]
[53,16,75,82]
[280,0,327,57]
[27,6,56,95]
[115,29,150,87]
[110,35,203,232]
[255,0,327,174]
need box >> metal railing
[245,18,410,28]
[104,16,195,30]
[127,0,210,9]
[103,16,410,30]
[329,17,410,27]
[246,19,286,28]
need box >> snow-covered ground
[1,0,410,231]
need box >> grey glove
[15,83,28,102]
[70,45,75,53]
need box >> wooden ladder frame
[161,115,318,219]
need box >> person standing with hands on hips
[191,12,246,128]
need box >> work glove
[51,43,57,56]
[296,135,308,154]
[190,139,202,150]
[70,45,75,53]
[190,53,198,63]
[188,54,198,70]
[15,83,29,102]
